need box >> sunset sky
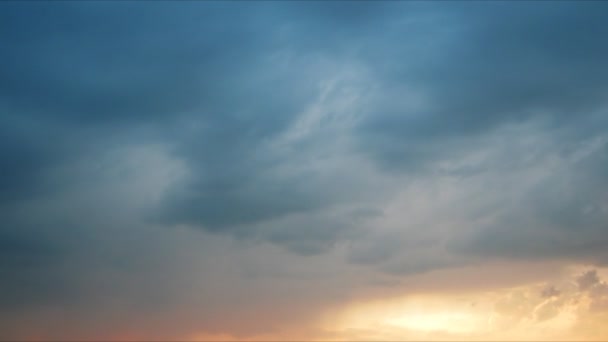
[2,1,608,340]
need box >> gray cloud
[356,2,608,171]
[541,285,561,299]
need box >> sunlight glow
[383,311,483,333]
[325,271,606,342]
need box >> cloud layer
[1,1,608,339]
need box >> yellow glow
[185,265,608,341]
[383,311,483,333]
[323,266,608,341]
[328,295,493,340]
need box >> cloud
[329,268,608,341]
[541,285,561,299]
[356,2,608,169]
[2,2,608,339]
[2,1,608,257]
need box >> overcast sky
[2,1,608,340]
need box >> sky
[1,1,608,340]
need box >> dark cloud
[353,2,608,171]
[0,208,88,310]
